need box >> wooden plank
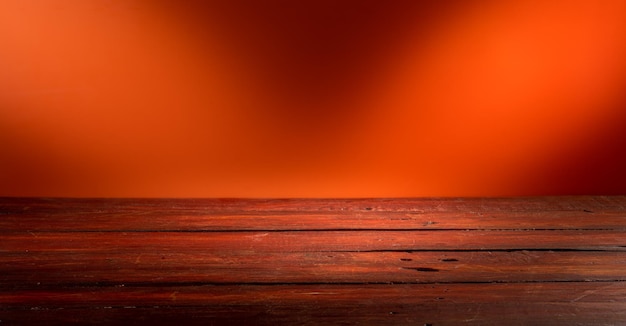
[3,211,626,231]
[4,282,626,307]
[2,197,626,232]
[2,250,625,285]
[2,196,625,213]
[2,197,626,325]
[2,230,625,253]
[2,283,625,325]
[4,303,625,326]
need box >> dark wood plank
[2,197,626,231]
[3,197,625,213]
[2,283,625,325]
[2,230,625,253]
[2,250,625,285]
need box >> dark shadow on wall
[157,0,476,135]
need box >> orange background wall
[2,0,626,197]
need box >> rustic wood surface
[1,197,625,325]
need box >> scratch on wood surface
[570,284,614,302]
[299,292,339,295]
[465,303,483,322]
[249,233,269,241]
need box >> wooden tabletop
[1,197,626,325]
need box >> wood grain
[2,197,626,231]
[2,283,626,326]
[1,197,626,325]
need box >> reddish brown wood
[1,250,625,285]
[2,197,626,231]
[2,230,625,253]
[1,283,625,325]
[1,197,626,325]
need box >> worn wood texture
[1,197,626,325]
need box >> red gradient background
[1,0,626,197]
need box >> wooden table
[1,197,625,325]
